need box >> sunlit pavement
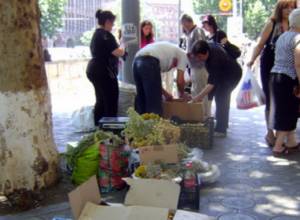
[200,106,300,219]
[2,88,300,219]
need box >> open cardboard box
[162,99,204,122]
[139,144,179,165]
[68,176,215,220]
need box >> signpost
[121,0,140,84]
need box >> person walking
[181,14,210,118]
[247,0,296,147]
[269,8,300,156]
[86,9,126,125]
[133,42,188,115]
[190,40,242,137]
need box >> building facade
[61,0,116,45]
[60,0,179,46]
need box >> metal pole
[121,0,140,84]
[178,0,181,44]
[233,0,238,17]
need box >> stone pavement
[2,105,300,220]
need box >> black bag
[223,41,241,59]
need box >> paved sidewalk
[2,106,300,220]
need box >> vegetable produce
[123,108,180,148]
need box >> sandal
[284,143,300,152]
[272,147,290,157]
[265,136,275,148]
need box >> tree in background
[193,0,229,32]
[39,0,67,38]
[193,0,277,40]
[244,0,269,39]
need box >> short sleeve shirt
[90,28,119,71]
[135,42,188,72]
[271,31,300,79]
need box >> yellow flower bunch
[141,113,160,120]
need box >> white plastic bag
[236,67,265,110]
[71,106,95,132]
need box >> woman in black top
[202,15,241,60]
[190,41,242,137]
[86,9,125,126]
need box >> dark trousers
[133,56,162,115]
[270,73,298,131]
[214,80,240,133]
[87,72,119,126]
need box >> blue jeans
[133,56,162,115]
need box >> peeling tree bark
[0,0,59,196]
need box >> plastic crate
[179,117,214,149]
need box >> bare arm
[294,43,300,89]
[193,84,214,102]
[176,69,185,97]
[248,20,274,67]
[112,47,125,57]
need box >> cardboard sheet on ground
[124,178,180,209]
[69,176,216,220]
[68,176,101,219]
[163,100,204,122]
[79,202,169,220]
[139,144,179,164]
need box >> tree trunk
[0,0,59,197]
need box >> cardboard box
[139,144,179,165]
[68,176,216,220]
[162,100,204,122]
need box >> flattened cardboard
[68,176,101,220]
[124,178,180,210]
[174,210,216,220]
[139,144,178,164]
[79,202,169,220]
[162,100,204,122]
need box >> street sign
[122,23,137,39]
[219,0,233,12]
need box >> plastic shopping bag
[236,68,265,110]
[71,106,96,132]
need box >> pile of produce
[123,108,181,148]
[134,163,181,180]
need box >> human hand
[180,93,192,102]
[164,92,174,101]
[247,60,254,68]
[294,85,300,98]
[191,95,203,103]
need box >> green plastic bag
[71,142,99,185]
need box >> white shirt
[135,41,188,72]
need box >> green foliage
[80,29,95,46]
[193,0,228,31]
[39,0,67,38]
[244,0,269,39]
[192,0,277,40]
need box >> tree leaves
[39,0,67,38]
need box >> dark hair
[271,0,296,23]
[202,15,218,33]
[95,9,116,26]
[191,40,210,55]
[181,14,194,23]
[140,20,154,42]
